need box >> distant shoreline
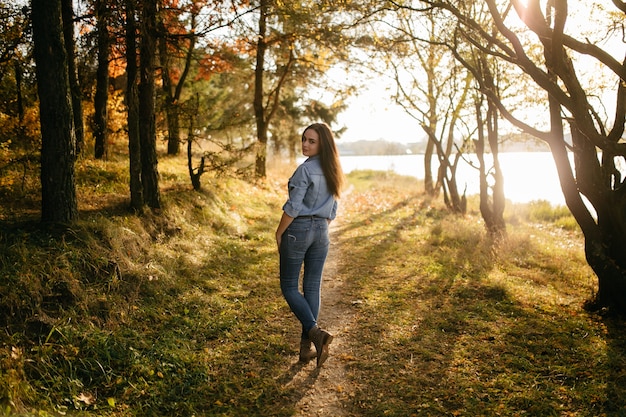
[337,138,550,156]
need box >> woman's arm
[275,211,295,250]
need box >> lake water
[338,152,567,206]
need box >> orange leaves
[197,52,235,80]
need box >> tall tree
[473,90,506,236]
[421,0,626,313]
[125,0,143,211]
[139,0,161,209]
[252,0,270,177]
[384,8,473,212]
[93,0,110,159]
[61,0,85,156]
[444,2,508,234]
[248,0,357,177]
[31,0,78,222]
[158,3,197,156]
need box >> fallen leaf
[76,392,95,405]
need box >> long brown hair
[303,123,344,198]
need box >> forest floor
[2,157,626,416]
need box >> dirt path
[278,191,359,416]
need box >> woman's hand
[275,212,294,252]
[276,232,282,251]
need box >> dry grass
[332,171,623,416]
[0,155,625,416]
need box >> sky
[336,89,422,144]
[330,1,620,146]
[329,72,422,144]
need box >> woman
[276,122,344,367]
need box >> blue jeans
[279,217,330,338]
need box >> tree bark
[474,94,505,237]
[32,0,78,223]
[139,0,161,209]
[538,1,626,313]
[158,23,179,156]
[421,0,626,313]
[423,137,435,195]
[186,97,204,191]
[61,0,84,156]
[126,0,143,211]
[94,0,110,160]
[15,62,23,122]
[253,0,269,178]
[485,98,506,235]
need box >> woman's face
[302,128,320,157]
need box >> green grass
[504,199,580,231]
[0,156,624,416]
[331,172,622,416]
[0,153,294,416]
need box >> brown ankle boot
[299,338,317,363]
[308,326,333,367]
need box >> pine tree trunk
[158,29,181,156]
[94,0,109,160]
[32,0,78,223]
[253,0,268,178]
[61,0,84,156]
[126,0,143,211]
[139,0,161,209]
[166,106,181,155]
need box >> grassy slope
[336,171,625,416]
[0,155,625,416]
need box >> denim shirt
[282,155,338,220]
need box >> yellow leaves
[337,352,357,361]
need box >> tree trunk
[441,77,471,214]
[560,120,626,313]
[32,0,78,223]
[139,0,161,209]
[423,125,466,213]
[253,0,268,178]
[423,137,435,195]
[126,0,143,211]
[420,0,626,313]
[186,99,204,191]
[486,98,506,235]
[15,62,23,122]
[158,12,196,156]
[165,102,181,155]
[61,0,84,156]
[548,118,626,313]
[442,152,466,214]
[94,0,109,160]
[158,25,178,155]
[534,6,626,313]
[474,95,505,237]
